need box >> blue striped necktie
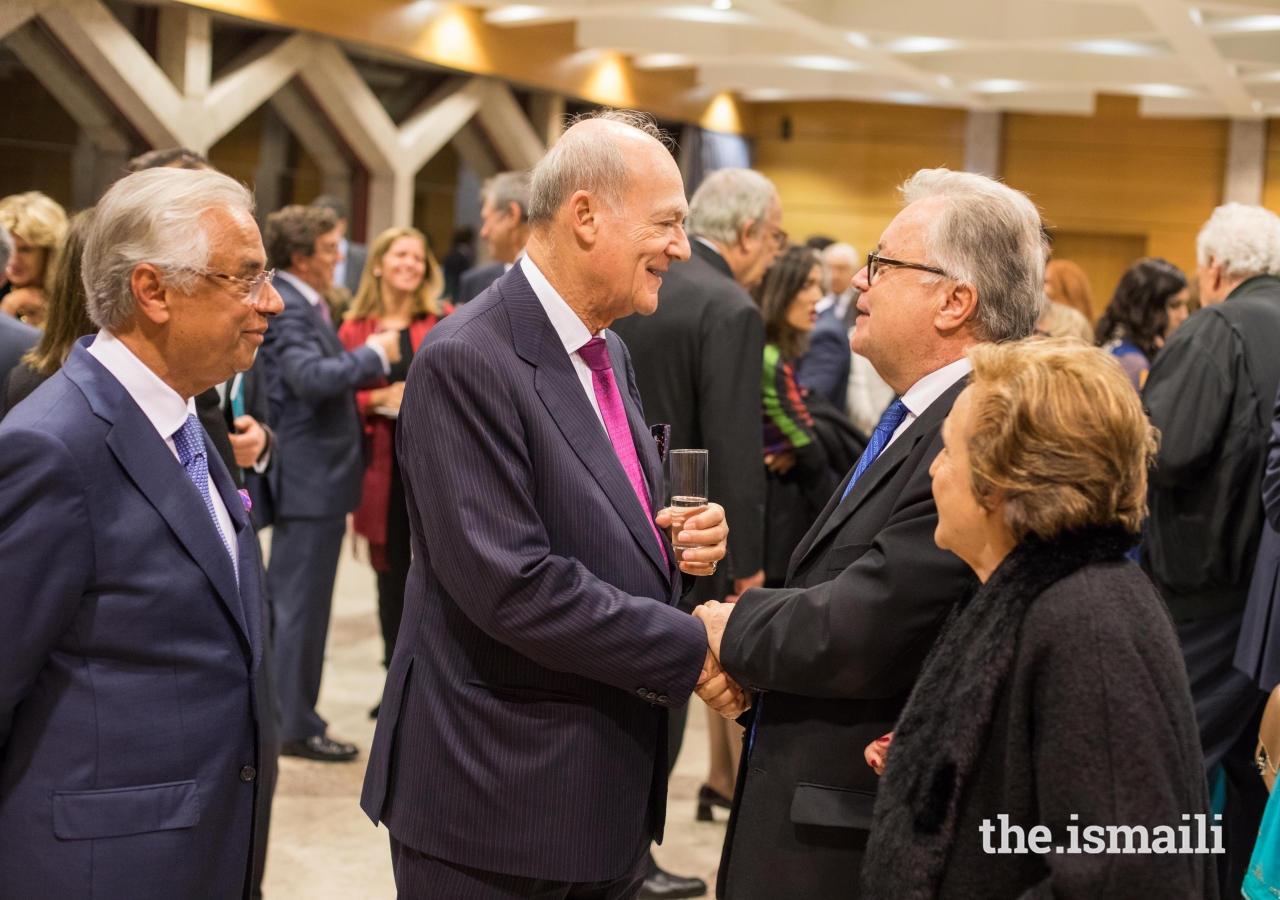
[841,399,910,502]
[172,414,236,564]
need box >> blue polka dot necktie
[841,399,910,502]
[172,414,235,564]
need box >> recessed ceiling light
[1129,83,1197,98]
[785,55,862,72]
[634,53,694,69]
[845,32,871,49]
[885,91,933,105]
[882,36,959,53]
[936,75,953,88]
[1189,8,1203,27]
[484,5,548,23]
[656,5,753,23]
[745,88,789,101]
[971,79,1029,93]
[1067,39,1163,57]
[711,0,733,9]
[1211,14,1280,33]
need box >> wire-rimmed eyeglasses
[199,268,276,306]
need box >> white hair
[83,167,255,332]
[687,168,778,245]
[482,171,532,221]
[0,223,12,276]
[527,109,666,227]
[1196,202,1280,278]
[822,242,859,266]
[900,168,1045,343]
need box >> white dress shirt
[520,255,607,430]
[88,330,239,574]
[275,270,390,373]
[885,357,973,450]
[815,286,856,321]
[333,236,349,289]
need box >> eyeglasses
[200,268,276,307]
[770,226,789,251]
[865,252,949,287]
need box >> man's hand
[864,732,893,776]
[764,450,795,475]
[367,329,402,364]
[367,381,406,413]
[654,501,727,577]
[229,416,267,468]
[695,648,751,719]
[693,600,733,662]
[727,569,766,603]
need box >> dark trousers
[390,838,647,900]
[376,452,412,667]
[267,514,347,741]
[1177,611,1269,897]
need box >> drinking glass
[668,449,708,551]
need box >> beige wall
[1266,119,1280,217]
[748,101,968,260]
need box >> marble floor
[260,530,729,899]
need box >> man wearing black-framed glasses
[693,168,1046,899]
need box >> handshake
[652,503,752,720]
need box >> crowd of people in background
[3,110,1280,900]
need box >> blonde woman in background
[1044,258,1094,322]
[0,191,68,326]
[337,227,444,711]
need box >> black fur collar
[861,525,1134,899]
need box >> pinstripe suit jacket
[360,265,709,882]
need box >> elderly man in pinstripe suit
[361,110,747,899]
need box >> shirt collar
[694,236,725,260]
[520,254,595,354]
[899,357,972,418]
[276,269,323,308]
[87,330,196,440]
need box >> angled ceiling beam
[0,0,44,42]
[1132,0,1258,117]
[269,82,353,204]
[474,80,546,170]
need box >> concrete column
[964,110,1002,178]
[1223,119,1266,206]
[253,106,292,221]
[156,6,211,99]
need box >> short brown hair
[265,205,337,270]
[964,338,1158,540]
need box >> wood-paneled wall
[749,101,968,260]
[1265,119,1280,216]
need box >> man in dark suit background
[260,205,401,762]
[611,165,780,899]
[797,242,860,413]
[457,170,531,304]
[361,110,745,900]
[695,169,1046,899]
[0,167,283,899]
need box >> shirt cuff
[364,337,392,375]
[251,427,273,473]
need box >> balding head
[523,110,690,332]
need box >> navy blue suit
[260,275,385,741]
[457,261,504,304]
[0,342,264,900]
[0,311,38,379]
[361,266,708,888]
[796,306,851,412]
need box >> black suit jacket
[715,376,977,900]
[796,307,851,411]
[343,242,367,295]
[611,240,765,603]
[360,265,708,882]
[457,261,504,304]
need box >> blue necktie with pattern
[172,414,235,565]
[841,399,910,502]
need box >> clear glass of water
[668,449,708,551]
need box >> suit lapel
[793,378,967,574]
[207,441,261,668]
[504,269,670,583]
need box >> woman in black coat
[862,338,1216,900]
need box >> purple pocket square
[650,424,671,463]
[238,489,252,512]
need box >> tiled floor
[260,530,728,899]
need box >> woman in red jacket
[338,227,443,703]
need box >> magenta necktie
[577,337,670,568]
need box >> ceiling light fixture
[1067,39,1163,57]
[656,5,754,23]
[845,32,871,49]
[1188,8,1203,27]
[484,5,548,23]
[1211,14,1280,33]
[882,36,959,53]
[634,53,694,68]
[785,55,862,71]
[1129,83,1197,98]
[971,79,1029,93]
[711,0,733,9]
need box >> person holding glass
[338,227,443,703]
[861,339,1212,900]
[1094,257,1190,390]
[752,245,834,586]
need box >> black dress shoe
[695,784,732,821]
[639,853,706,899]
[281,735,358,762]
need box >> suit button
[657,695,668,704]
[240,766,256,782]
[636,687,648,697]
[646,692,657,701]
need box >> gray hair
[900,168,1044,343]
[687,168,778,245]
[528,109,666,227]
[0,223,12,276]
[482,171,532,221]
[822,241,859,267]
[83,167,255,332]
[1196,202,1280,278]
